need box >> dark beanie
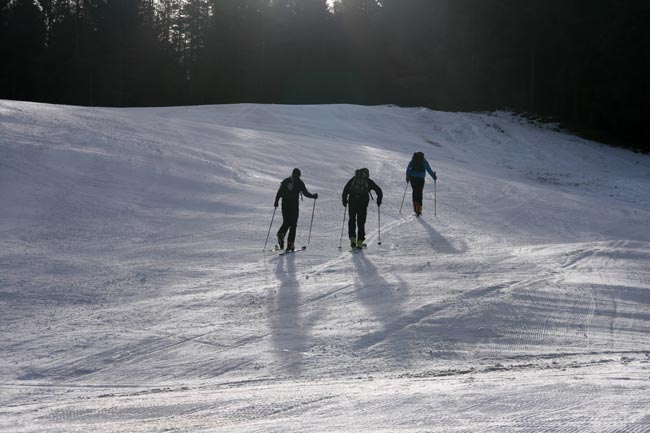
[292,168,301,178]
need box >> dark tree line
[1,0,648,150]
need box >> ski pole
[399,181,408,214]
[307,198,316,247]
[263,207,277,251]
[434,179,437,216]
[338,205,347,250]
[377,205,382,245]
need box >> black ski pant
[410,177,425,206]
[348,199,368,242]
[278,206,299,246]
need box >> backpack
[281,177,299,199]
[280,177,294,195]
[349,168,370,196]
[412,152,425,172]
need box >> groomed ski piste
[1,100,650,432]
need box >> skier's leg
[410,178,417,212]
[357,205,368,243]
[412,178,424,214]
[277,220,289,249]
[415,178,424,204]
[286,208,299,250]
[348,201,358,246]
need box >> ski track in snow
[1,100,650,432]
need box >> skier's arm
[370,180,383,206]
[425,160,437,180]
[274,182,283,207]
[406,160,413,179]
[342,179,352,206]
[300,180,318,199]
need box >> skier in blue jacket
[406,152,437,216]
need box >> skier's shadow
[271,254,308,374]
[417,217,465,253]
[352,253,408,357]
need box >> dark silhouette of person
[342,168,382,249]
[274,168,318,252]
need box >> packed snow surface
[1,100,650,432]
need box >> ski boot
[286,242,295,253]
[356,239,365,249]
[350,236,357,249]
[414,203,422,216]
[277,233,284,250]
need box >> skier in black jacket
[274,168,318,252]
[342,168,382,249]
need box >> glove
[406,176,410,183]
[313,193,319,199]
[377,199,382,207]
[274,201,279,208]
[342,198,348,207]
[432,172,437,181]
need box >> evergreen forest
[1,0,648,150]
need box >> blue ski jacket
[406,158,436,180]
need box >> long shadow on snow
[351,253,413,359]
[271,254,309,375]
[416,217,465,254]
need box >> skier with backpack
[342,168,383,249]
[274,168,318,252]
[406,152,437,216]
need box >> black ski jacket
[275,177,316,210]
[342,177,383,207]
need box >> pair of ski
[272,244,370,255]
[271,245,307,256]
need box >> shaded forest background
[1,0,648,150]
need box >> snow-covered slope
[1,100,650,432]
